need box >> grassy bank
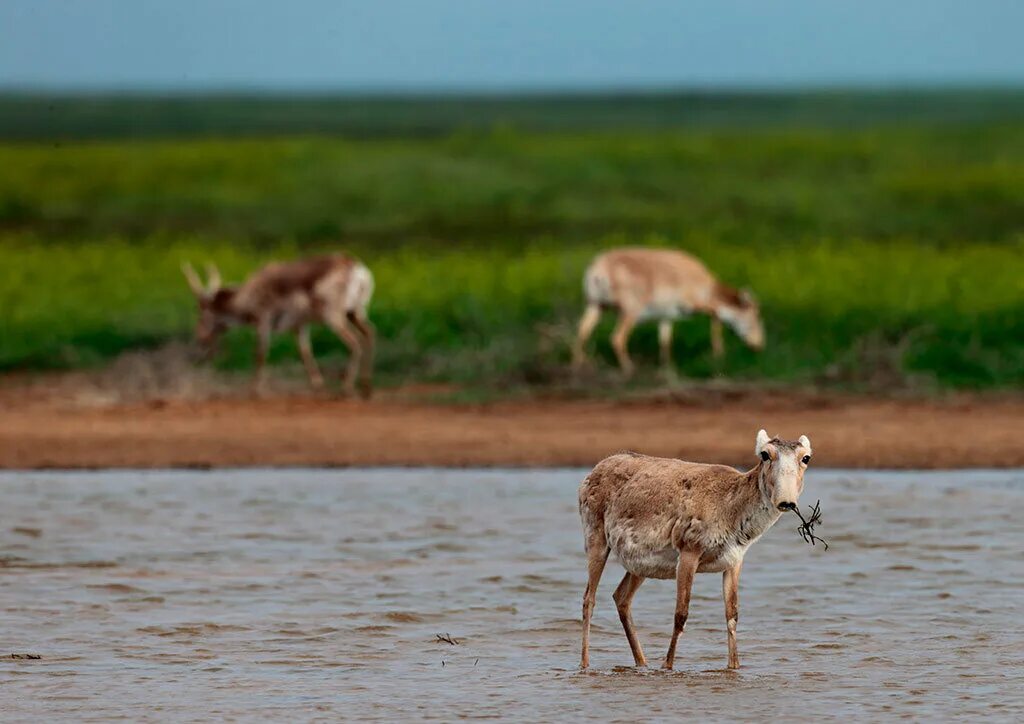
[2,234,1021,389]
[1,96,1023,390]
[4,127,1024,248]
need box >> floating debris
[436,633,459,645]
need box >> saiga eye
[802,455,811,465]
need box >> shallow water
[0,468,1021,720]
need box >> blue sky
[1,1,1021,90]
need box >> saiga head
[721,289,765,351]
[755,429,812,512]
[181,262,236,356]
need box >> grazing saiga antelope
[578,429,812,670]
[572,247,765,376]
[182,254,375,396]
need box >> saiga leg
[612,572,647,667]
[663,549,700,670]
[710,317,724,359]
[723,563,742,669]
[253,315,272,395]
[610,311,638,378]
[325,311,364,396]
[580,536,610,669]
[658,319,680,382]
[347,310,376,398]
[572,303,601,371]
[658,320,673,369]
[295,325,324,389]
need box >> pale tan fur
[182,254,375,396]
[578,430,812,670]
[571,247,764,377]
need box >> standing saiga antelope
[578,429,812,670]
[182,254,375,396]
[572,247,765,376]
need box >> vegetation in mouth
[792,499,829,550]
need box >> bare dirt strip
[1,388,1021,469]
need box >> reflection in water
[1,468,1022,719]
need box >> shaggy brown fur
[183,254,375,395]
[572,247,764,376]
[578,430,812,670]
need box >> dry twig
[791,499,829,550]
[436,633,459,645]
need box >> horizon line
[3,81,1024,98]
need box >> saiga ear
[799,434,812,454]
[181,262,206,297]
[755,429,771,456]
[205,263,222,294]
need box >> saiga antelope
[578,429,812,670]
[182,254,375,396]
[572,247,765,376]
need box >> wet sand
[1,468,1021,719]
[2,391,1024,469]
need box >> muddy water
[1,468,1021,720]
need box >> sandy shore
[1,387,1021,469]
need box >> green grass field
[1,92,1022,390]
